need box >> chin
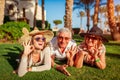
[35,46,44,50]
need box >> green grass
[0,35,120,80]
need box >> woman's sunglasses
[34,37,46,42]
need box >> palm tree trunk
[107,0,120,41]
[42,0,45,29]
[64,0,73,31]
[0,0,5,25]
[33,0,38,29]
[86,8,90,32]
[93,0,100,26]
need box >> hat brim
[29,30,54,42]
[80,33,108,42]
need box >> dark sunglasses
[34,37,46,42]
[58,36,70,40]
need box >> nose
[88,38,92,42]
[61,38,66,42]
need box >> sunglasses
[34,37,46,42]
[58,36,70,40]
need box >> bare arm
[18,40,33,77]
[94,52,106,69]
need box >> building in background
[5,0,46,27]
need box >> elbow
[99,65,106,70]
[74,64,83,68]
[17,69,27,77]
[18,74,24,77]
[18,72,25,77]
[46,64,51,70]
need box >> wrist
[95,58,100,62]
[22,54,28,57]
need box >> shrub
[36,20,51,30]
[0,21,30,41]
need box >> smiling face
[32,34,46,50]
[57,32,71,49]
[85,35,102,48]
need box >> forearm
[18,55,28,77]
[74,52,84,68]
[94,56,106,69]
[67,58,74,67]
[31,63,51,72]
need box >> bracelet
[95,58,100,62]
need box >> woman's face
[85,35,101,47]
[57,32,71,49]
[32,34,46,50]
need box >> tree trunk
[42,0,45,29]
[93,0,100,26]
[0,0,5,25]
[107,0,120,41]
[86,9,90,32]
[64,0,73,31]
[33,0,38,29]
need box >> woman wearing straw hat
[74,26,108,69]
[17,27,54,77]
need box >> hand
[89,48,99,57]
[56,64,71,76]
[22,40,34,56]
[66,45,77,59]
[27,67,32,71]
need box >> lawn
[0,35,120,80]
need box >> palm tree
[0,0,5,25]
[33,0,38,29]
[74,0,95,32]
[99,6,105,27]
[115,4,120,22]
[42,0,45,29]
[93,0,100,25]
[64,0,73,31]
[79,11,85,33]
[107,0,120,41]
[93,0,107,26]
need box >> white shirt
[50,37,77,60]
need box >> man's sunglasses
[58,36,70,40]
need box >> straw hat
[80,26,108,42]
[19,27,54,45]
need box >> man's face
[57,32,71,49]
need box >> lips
[38,43,43,46]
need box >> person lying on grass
[72,25,108,69]
[14,27,54,77]
[50,28,77,76]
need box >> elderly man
[50,28,77,76]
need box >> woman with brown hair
[73,26,108,69]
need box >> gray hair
[56,28,72,38]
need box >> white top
[50,37,77,60]
[18,46,51,77]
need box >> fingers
[22,39,31,46]
[62,68,71,76]
[63,64,68,68]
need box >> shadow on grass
[105,42,120,46]
[106,53,120,59]
[2,46,22,70]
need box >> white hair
[56,28,72,38]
